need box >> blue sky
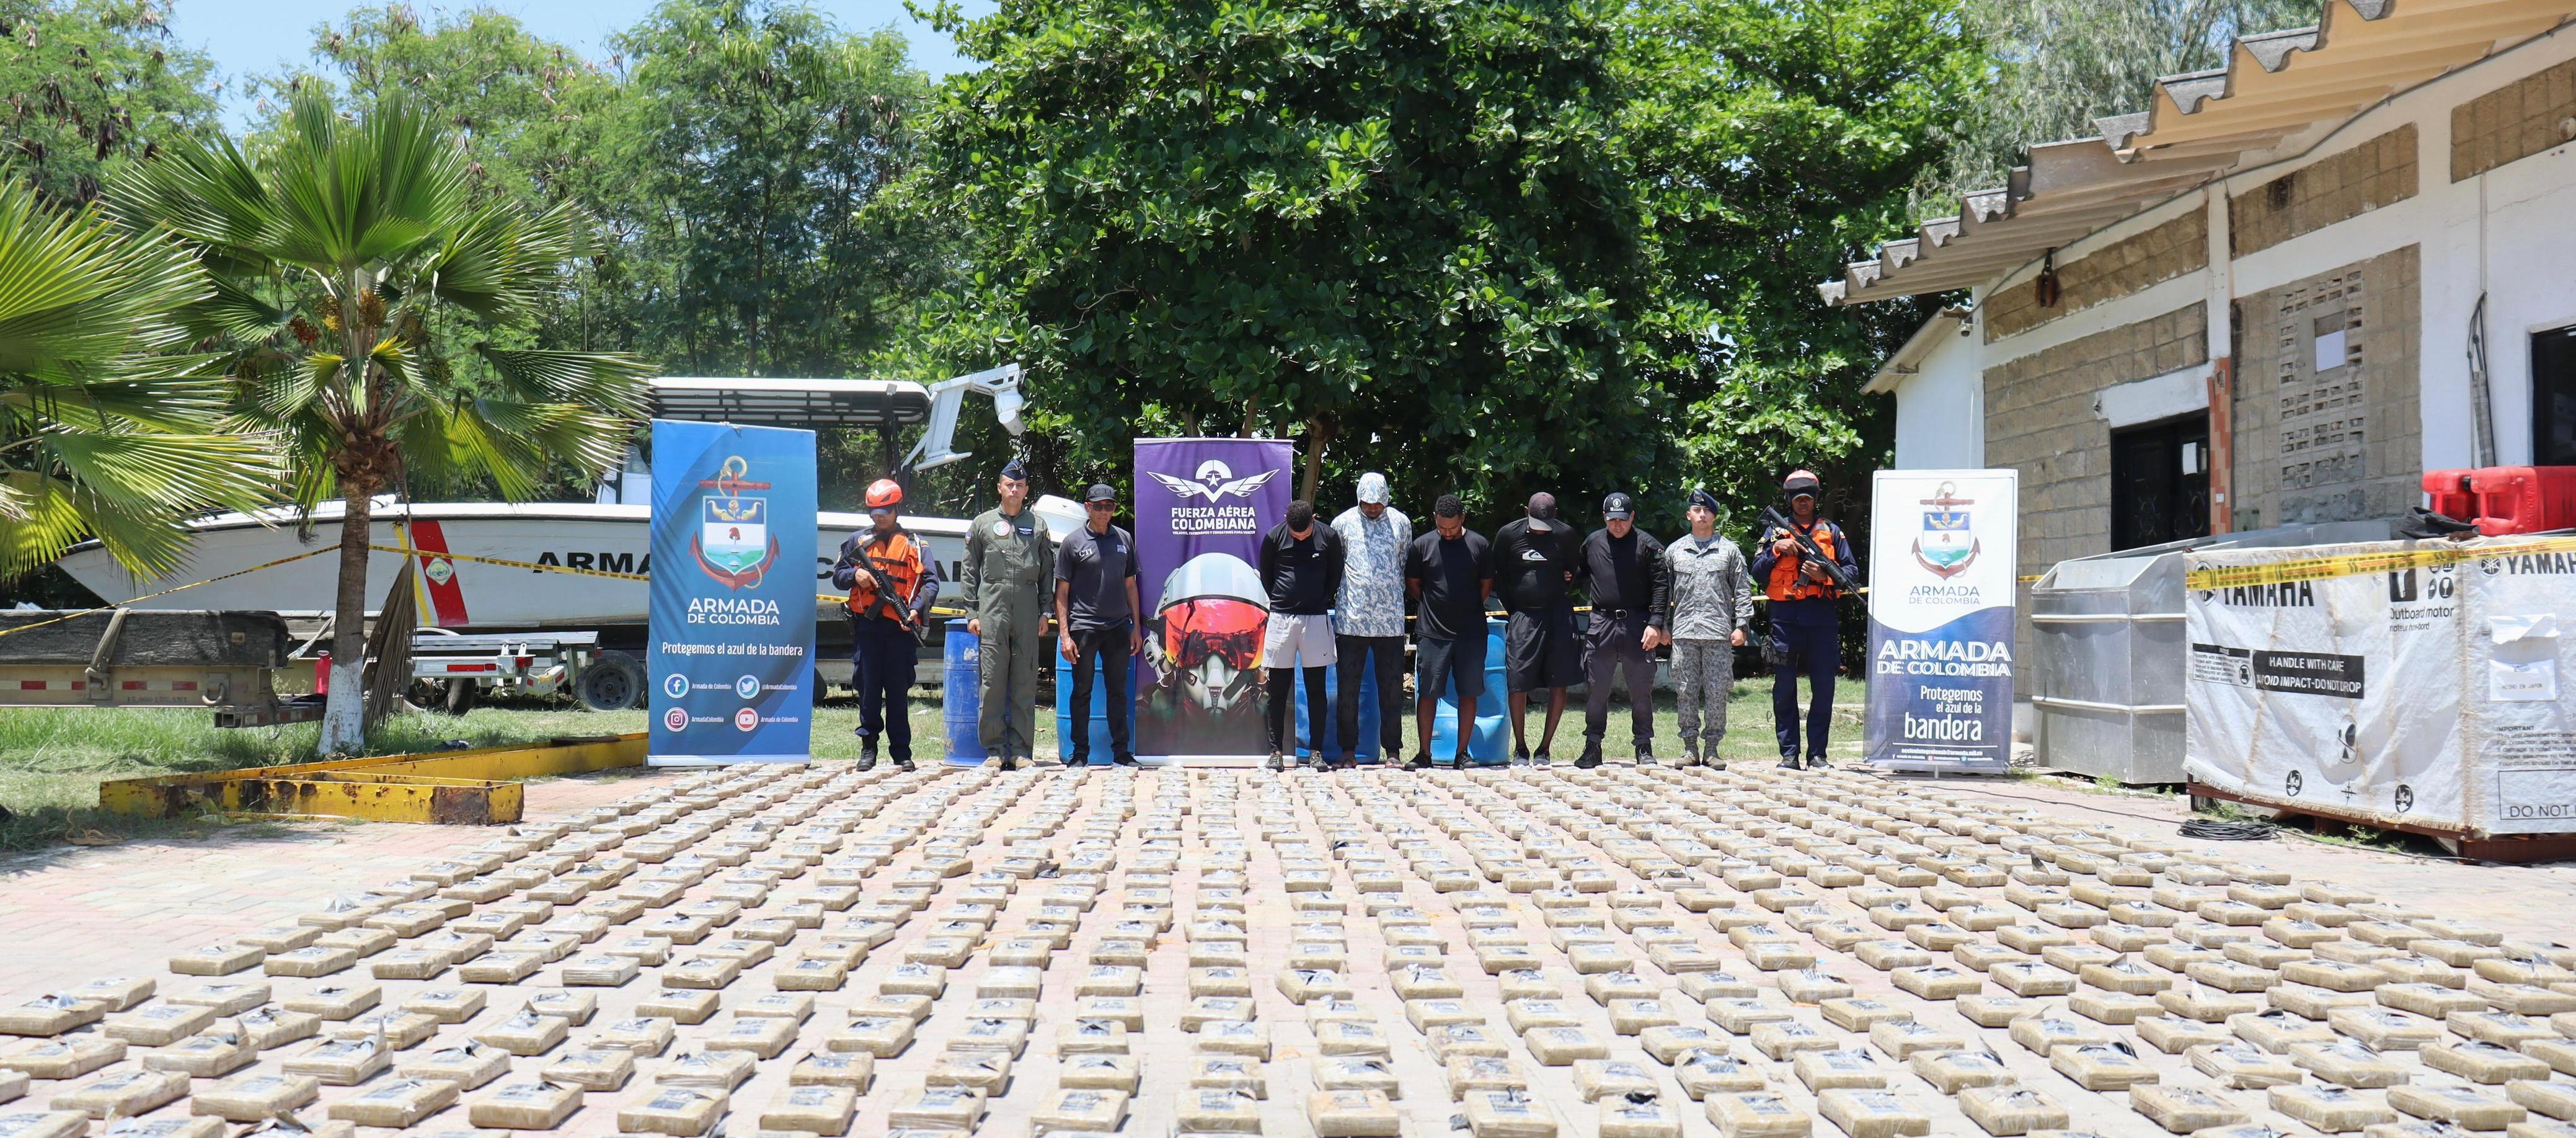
[165,0,990,128]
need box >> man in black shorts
[1404,494,1494,769]
[1493,492,1579,765]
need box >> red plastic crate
[2420,466,2576,535]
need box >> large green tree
[609,0,945,378]
[1924,0,2316,201]
[113,89,655,753]
[906,0,1986,536]
[0,0,219,203]
[906,0,1717,513]
[268,2,954,508]
[1622,0,1985,533]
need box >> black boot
[855,732,878,771]
[1575,742,1603,769]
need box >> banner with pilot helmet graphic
[1133,438,1295,763]
[647,419,818,765]
[1864,469,2017,772]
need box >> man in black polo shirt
[1053,484,1143,768]
[1493,491,1580,765]
[1576,491,1670,767]
[1404,494,1494,769]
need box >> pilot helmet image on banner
[1153,552,1268,713]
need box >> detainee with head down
[1404,494,1494,769]
[1493,492,1581,765]
[1258,499,1346,770]
[1329,472,1412,767]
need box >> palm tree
[0,174,277,582]
[113,89,656,755]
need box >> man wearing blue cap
[1664,489,1752,768]
[963,458,1055,769]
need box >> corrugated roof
[1823,0,2574,306]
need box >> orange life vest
[1764,520,1844,602]
[846,529,926,623]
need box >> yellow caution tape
[373,543,647,581]
[368,543,970,618]
[0,546,339,642]
[2182,535,2576,591]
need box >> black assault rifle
[851,554,922,635]
[1760,506,1856,593]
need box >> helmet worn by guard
[1782,469,1821,497]
[865,478,904,510]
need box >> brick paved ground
[1,761,2573,1138]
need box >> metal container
[2030,520,2392,783]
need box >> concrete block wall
[2228,245,2424,533]
[1983,210,2208,340]
[2451,55,2576,180]
[1983,303,2208,695]
[2231,126,2419,257]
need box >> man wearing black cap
[1665,489,1752,768]
[1258,499,1346,770]
[1494,492,1580,765]
[1404,493,1494,768]
[1751,469,1859,770]
[1055,484,1142,768]
[963,458,1055,769]
[1576,492,1670,767]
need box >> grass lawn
[0,677,1861,850]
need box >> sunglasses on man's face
[1086,502,1115,510]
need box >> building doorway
[2110,414,2211,551]
[2535,324,2576,466]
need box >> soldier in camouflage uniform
[1663,489,1753,768]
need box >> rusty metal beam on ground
[98,732,645,825]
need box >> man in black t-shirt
[1403,493,1494,769]
[1492,492,1580,765]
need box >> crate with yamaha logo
[2184,534,2576,859]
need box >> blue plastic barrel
[1053,652,1138,763]
[941,626,985,765]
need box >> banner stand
[645,419,819,765]
[1130,438,1296,765]
[1864,469,2019,774]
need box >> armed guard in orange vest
[1749,470,1858,770]
[834,478,939,770]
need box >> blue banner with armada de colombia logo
[648,419,817,765]
[1865,469,2019,772]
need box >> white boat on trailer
[54,369,1069,699]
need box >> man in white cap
[1329,472,1411,767]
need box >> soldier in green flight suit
[962,458,1056,769]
